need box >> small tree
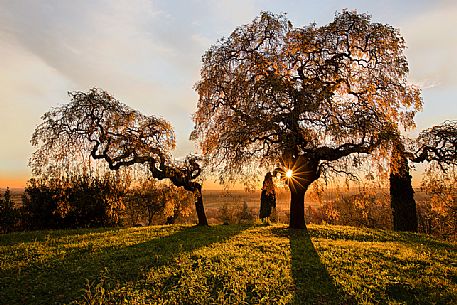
[163,185,195,225]
[31,88,208,226]
[193,11,421,228]
[0,188,18,233]
[21,179,63,230]
[62,174,125,228]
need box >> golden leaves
[31,88,176,178]
[193,11,422,181]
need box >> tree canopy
[193,11,422,228]
[31,88,208,225]
[411,120,457,168]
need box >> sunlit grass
[0,224,455,304]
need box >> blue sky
[0,0,456,187]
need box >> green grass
[0,224,455,304]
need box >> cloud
[0,40,72,180]
[0,0,210,159]
[399,2,457,89]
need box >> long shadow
[307,226,456,252]
[0,227,122,246]
[0,225,250,305]
[273,227,355,305]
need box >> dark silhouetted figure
[259,172,276,223]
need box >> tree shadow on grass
[306,226,456,251]
[0,227,122,246]
[0,225,250,305]
[273,227,355,305]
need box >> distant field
[202,188,427,223]
[203,188,338,209]
[203,189,293,222]
[0,224,455,304]
[0,187,23,205]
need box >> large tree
[31,88,208,226]
[389,140,417,232]
[193,11,421,228]
[390,120,457,232]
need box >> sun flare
[285,169,293,179]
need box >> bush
[417,168,456,239]
[217,201,255,224]
[21,175,125,230]
[305,185,392,230]
[21,179,63,230]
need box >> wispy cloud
[400,1,457,89]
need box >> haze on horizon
[0,0,456,189]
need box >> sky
[0,0,456,188]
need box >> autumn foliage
[193,11,422,228]
[30,88,208,225]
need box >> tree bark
[390,143,418,232]
[285,156,319,229]
[289,188,306,229]
[193,185,208,226]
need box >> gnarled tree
[390,120,457,232]
[412,120,457,167]
[193,11,421,229]
[31,88,208,226]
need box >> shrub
[305,185,391,230]
[417,168,456,239]
[21,175,125,230]
[217,201,255,225]
[21,179,63,230]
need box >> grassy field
[0,224,455,305]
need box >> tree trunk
[390,142,418,232]
[285,156,319,229]
[194,185,208,226]
[289,188,306,229]
[178,181,208,226]
[149,161,208,226]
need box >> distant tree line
[0,174,195,233]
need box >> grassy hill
[0,224,455,305]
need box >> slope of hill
[0,224,455,304]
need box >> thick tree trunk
[289,188,306,229]
[390,143,418,232]
[285,156,319,229]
